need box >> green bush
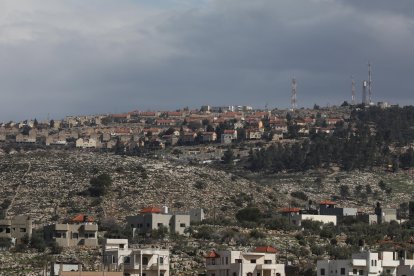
[290,191,308,201]
[235,207,262,223]
[89,173,112,197]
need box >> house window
[212,259,215,265]
[84,232,95,238]
[233,273,237,276]
[20,228,26,232]
[236,259,242,263]
[159,257,164,264]
[247,273,253,276]
[6,228,10,233]
[72,233,79,239]
[250,259,256,264]
[359,270,363,275]
[320,268,325,276]
[257,273,261,276]
[386,270,391,274]
[146,223,150,228]
[353,269,357,275]
[112,255,116,263]
[264,260,272,264]
[374,260,377,266]
[124,256,130,263]
[226,257,228,264]
[119,244,124,249]
[341,268,345,275]
[142,257,149,265]
[158,223,163,227]
[276,274,281,276]
[55,232,66,238]
[180,223,186,227]
[131,224,134,228]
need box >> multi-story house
[205,247,285,276]
[221,130,237,144]
[245,129,263,140]
[127,207,190,237]
[75,138,97,148]
[200,132,217,143]
[103,238,170,276]
[319,201,358,219]
[317,251,400,276]
[0,215,32,244]
[43,214,98,247]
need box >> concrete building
[289,214,337,227]
[43,214,98,247]
[189,208,205,223]
[319,201,358,218]
[0,215,32,244]
[205,247,285,276]
[75,138,97,148]
[126,207,193,237]
[103,238,170,276]
[221,130,237,144]
[317,251,400,276]
[359,203,398,225]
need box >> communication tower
[291,78,297,111]
[351,76,356,105]
[362,80,368,105]
[368,62,372,104]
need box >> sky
[0,0,413,121]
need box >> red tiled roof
[205,250,220,258]
[111,114,129,118]
[140,112,157,116]
[72,214,94,223]
[140,207,161,214]
[166,111,183,116]
[320,200,336,205]
[254,246,278,253]
[280,208,301,213]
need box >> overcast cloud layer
[0,0,413,121]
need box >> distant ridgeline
[249,106,414,172]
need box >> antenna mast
[291,78,297,111]
[368,62,372,104]
[362,80,368,105]
[351,76,356,105]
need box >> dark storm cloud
[0,0,413,121]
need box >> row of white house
[102,240,286,276]
[317,250,414,276]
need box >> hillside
[1,150,413,225]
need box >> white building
[317,251,400,276]
[75,138,97,148]
[127,206,203,237]
[205,247,285,276]
[103,239,169,276]
[290,214,337,227]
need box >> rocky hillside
[0,150,278,224]
[1,149,413,225]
